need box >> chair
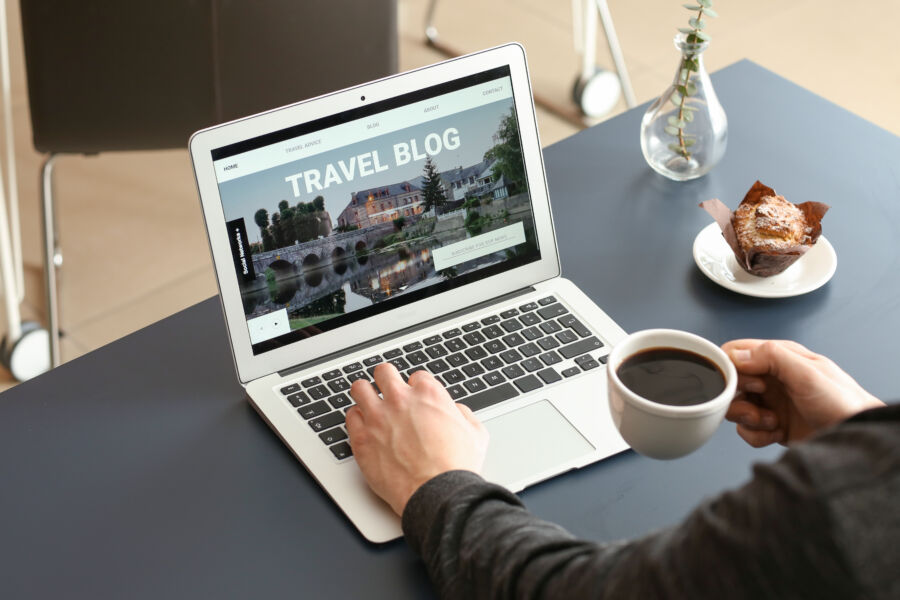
[19,0,398,368]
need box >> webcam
[360,95,366,102]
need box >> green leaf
[684,111,694,122]
[683,4,702,9]
[677,85,688,96]
[684,139,697,146]
[664,125,680,136]
[703,7,718,17]
[678,27,694,34]
[689,18,705,29]
[681,105,698,111]
[695,30,710,41]
[669,116,687,128]
[668,143,684,153]
[667,116,679,126]
[680,68,689,82]
[698,0,712,7]
[670,92,683,105]
[686,82,698,96]
[689,57,700,71]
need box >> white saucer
[692,223,837,298]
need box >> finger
[407,368,436,389]
[736,424,785,448]
[345,405,366,439]
[456,401,481,427]
[726,399,779,429]
[349,379,381,415]
[736,374,767,394]
[373,362,407,396]
[725,339,818,380]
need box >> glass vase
[640,33,727,181]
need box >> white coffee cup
[607,329,737,460]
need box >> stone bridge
[251,222,396,275]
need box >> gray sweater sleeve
[401,406,900,599]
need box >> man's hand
[722,339,884,447]
[347,364,489,516]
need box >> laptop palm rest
[481,399,595,490]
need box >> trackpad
[481,400,595,488]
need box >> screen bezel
[189,43,561,384]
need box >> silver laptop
[190,44,628,543]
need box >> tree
[254,208,276,251]
[313,195,325,212]
[484,108,526,193]
[278,200,290,213]
[421,155,446,213]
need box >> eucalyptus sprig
[665,0,717,160]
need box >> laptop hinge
[277,286,537,378]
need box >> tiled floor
[1,0,898,389]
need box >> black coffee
[617,347,725,406]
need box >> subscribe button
[432,222,526,271]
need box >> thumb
[727,340,815,382]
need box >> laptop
[189,43,629,543]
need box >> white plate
[692,222,837,298]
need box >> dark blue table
[1,60,898,598]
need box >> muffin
[700,181,829,277]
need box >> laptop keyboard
[277,295,609,462]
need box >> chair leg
[424,0,440,45]
[40,154,61,368]
[596,0,636,108]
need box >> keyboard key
[463,378,488,393]
[537,367,562,384]
[447,352,469,367]
[518,312,541,326]
[462,363,485,377]
[319,427,347,445]
[501,364,525,379]
[483,325,504,339]
[562,366,581,378]
[342,362,362,374]
[481,315,500,325]
[423,335,442,346]
[463,331,486,345]
[513,374,543,393]
[462,322,481,332]
[387,357,411,371]
[500,308,519,319]
[363,355,383,367]
[426,359,450,373]
[310,411,345,432]
[446,384,468,400]
[280,383,301,395]
[521,358,543,372]
[558,314,592,338]
[539,320,562,334]
[308,385,330,400]
[300,376,321,388]
[403,341,423,352]
[481,356,503,371]
[539,351,562,365]
[329,442,353,460]
[465,346,488,361]
[459,382,519,412]
[327,378,350,393]
[580,359,601,370]
[444,338,466,353]
[522,327,543,341]
[299,400,330,420]
[559,337,605,359]
[328,393,353,409]
[442,328,462,339]
[499,349,523,364]
[286,391,311,407]
[443,369,465,384]
[425,344,448,359]
[501,332,525,347]
[598,354,608,364]
[483,371,506,386]
[484,340,506,354]
[519,302,539,312]
[538,296,556,305]
[347,371,369,383]
[537,337,560,350]
[556,330,579,345]
[537,303,569,320]
[575,354,594,366]
[520,342,541,357]
[407,351,429,365]
[383,348,403,359]
[500,319,523,333]
[322,369,342,380]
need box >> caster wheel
[572,68,622,118]
[1,321,51,382]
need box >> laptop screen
[211,66,541,355]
